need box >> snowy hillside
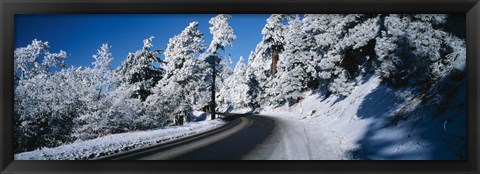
[243,74,466,160]
[218,14,466,160]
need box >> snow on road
[242,114,347,160]
[242,77,379,160]
[15,117,225,160]
[242,75,465,160]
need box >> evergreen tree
[262,14,289,75]
[269,15,316,105]
[149,21,206,125]
[316,14,379,96]
[91,44,114,101]
[245,14,291,108]
[205,14,236,119]
[374,14,465,87]
[114,36,164,101]
[72,44,115,140]
[218,56,249,110]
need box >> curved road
[96,114,275,160]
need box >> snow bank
[243,76,379,160]
[244,75,466,160]
[15,118,225,160]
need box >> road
[96,113,275,160]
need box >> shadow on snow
[347,77,466,160]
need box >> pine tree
[218,56,249,111]
[245,43,270,107]
[92,37,164,134]
[114,36,164,101]
[205,14,236,119]
[72,44,115,140]
[262,14,289,75]
[373,14,465,87]
[245,14,291,108]
[150,21,206,125]
[315,14,379,96]
[268,15,316,105]
[91,44,114,101]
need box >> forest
[14,14,466,157]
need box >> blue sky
[14,14,270,69]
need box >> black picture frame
[1,0,479,173]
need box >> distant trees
[91,44,114,101]
[14,38,170,151]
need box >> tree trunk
[210,64,216,120]
[271,45,279,75]
[178,115,184,125]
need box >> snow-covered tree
[72,38,165,139]
[149,21,206,125]
[207,15,237,53]
[244,43,270,107]
[72,44,115,140]
[114,36,163,101]
[218,56,249,111]
[13,40,75,152]
[14,67,94,152]
[314,15,380,96]
[14,39,67,83]
[329,70,355,96]
[91,43,114,100]
[244,14,291,108]
[205,14,236,119]
[297,14,351,84]
[374,14,465,87]
[267,15,316,105]
[190,55,213,111]
[262,14,290,75]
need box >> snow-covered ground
[243,75,466,160]
[15,115,225,160]
[14,76,465,160]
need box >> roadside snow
[242,75,466,160]
[243,77,379,160]
[15,117,225,160]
